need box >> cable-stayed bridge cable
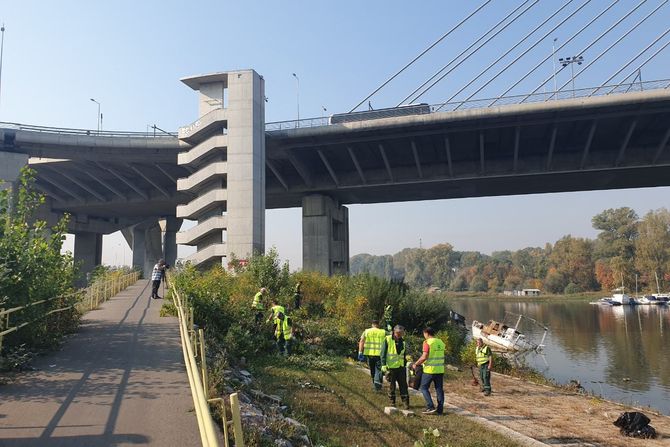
[434,0,577,112]
[398,0,538,106]
[348,0,491,112]
[450,0,594,111]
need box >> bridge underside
[265,91,670,208]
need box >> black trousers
[151,280,161,298]
[367,356,382,390]
[387,367,409,405]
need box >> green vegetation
[0,169,78,369]
[352,207,670,295]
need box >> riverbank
[249,357,670,446]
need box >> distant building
[520,288,541,296]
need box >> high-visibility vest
[476,345,491,366]
[270,305,285,318]
[385,335,405,369]
[424,337,445,374]
[252,292,264,310]
[275,316,293,340]
[362,327,386,356]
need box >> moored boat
[636,295,667,305]
[471,315,545,353]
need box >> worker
[274,311,293,356]
[293,281,303,310]
[266,298,286,323]
[476,337,493,396]
[358,320,387,391]
[251,287,267,324]
[380,325,410,409]
[411,327,445,415]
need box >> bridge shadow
[0,433,149,446]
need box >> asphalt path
[0,280,201,446]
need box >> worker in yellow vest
[274,312,293,356]
[411,327,445,415]
[380,325,410,409]
[266,298,286,323]
[251,287,267,324]
[358,320,386,391]
[476,337,493,396]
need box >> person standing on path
[293,281,303,310]
[358,320,386,391]
[252,287,268,324]
[380,325,410,409]
[412,327,445,415]
[150,259,166,299]
[476,337,493,396]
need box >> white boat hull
[472,320,537,353]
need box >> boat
[652,293,670,303]
[635,295,667,305]
[471,313,547,353]
[590,297,622,306]
[610,293,636,305]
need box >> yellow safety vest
[424,337,445,374]
[270,305,286,318]
[362,327,386,356]
[275,316,292,340]
[385,335,405,369]
[252,292,264,310]
[476,345,491,366]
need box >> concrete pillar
[74,231,103,286]
[162,217,182,268]
[132,225,146,275]
[144,223,163,276]
[0,152,29,211]
[302,195,349,276]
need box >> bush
[563,282,582,294]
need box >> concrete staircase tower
[176,70,266,267]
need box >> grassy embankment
[251,356,521,447]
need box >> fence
[0,270,141,353]
[168,275,244,447]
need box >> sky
[1,0,669,269]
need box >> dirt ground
[443,371,670,447]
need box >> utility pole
[0,24,6,114]
[552,37,558,98]
[292,73,300,127]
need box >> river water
[449,297,670,415]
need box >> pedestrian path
[0,280,201,447]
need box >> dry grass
[252,358,521,447]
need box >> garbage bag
[408,363,423,390]
[613,412,657,439]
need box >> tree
[469,275,488,292]
[592,207,638,260]
[549,235,597,291]
[635,209,670,292]
[544,267,566,294]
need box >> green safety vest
[385,335,405,369]
[362,327,386,356]
[275,316,293,340]
[270,305,286,318]
[424,337,445,374]
[476,345,491,366]
[252,292,264,310]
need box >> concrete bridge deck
[0,280,200,447]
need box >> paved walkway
[0,280,201,446]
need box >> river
[449,297,670,415]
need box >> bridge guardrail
[0,270,140,353]
[0,121,177,138]
[168,274,244,447]
[265,78,670,131]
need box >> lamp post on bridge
[292,73,300,127]
[90,98,101,134]
[0,24,6,114]
[559,55,584,98]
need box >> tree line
[350,207,670,294]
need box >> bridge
[1,78,670,277]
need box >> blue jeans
[367,356,382,390]
[420,373,444,413]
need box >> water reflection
[449,298,670,414]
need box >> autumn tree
[635,209,670,292]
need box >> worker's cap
[393,325,405,332]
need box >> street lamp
[559,55,584,98]
[292,73,300,126]
[90,98,101,133]
[551,37,558,97]
[0,24,6,113]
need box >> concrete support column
[144,223,163,277]
[74,231,103,286]
[302,194,349,276]
[0,152,29,210]
[162,217,182,268]
[132,225,146,275]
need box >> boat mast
[655,271,661,294]
[514,314,523,331]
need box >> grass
[251,357,521,447]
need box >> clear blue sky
[2,1,669,268]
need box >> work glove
[381,365,389,373]
[357,352,365,362]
